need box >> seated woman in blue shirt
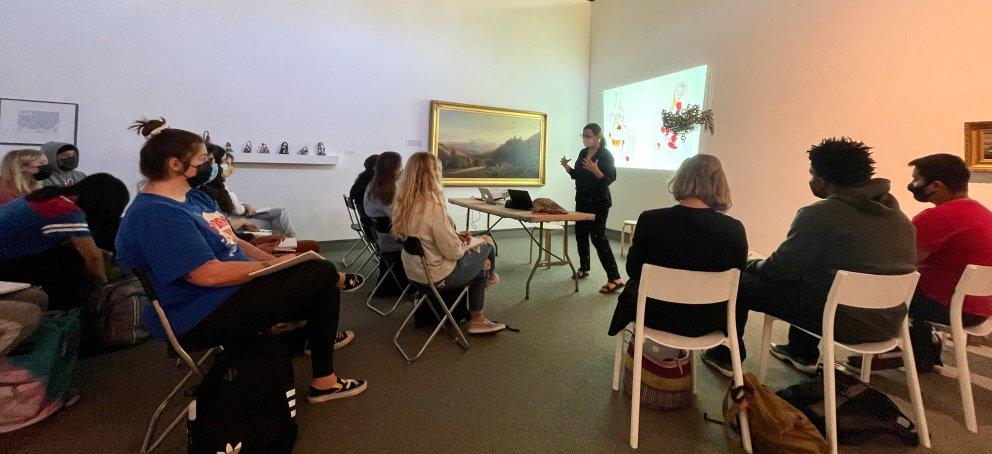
[116,118,367,403]
[0,173,128,310]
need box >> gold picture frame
[429,100,547,187]
[965,121,992,172]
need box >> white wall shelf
[234,153,339,166]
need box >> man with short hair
[703,137,917,376]
[903,154,992,372]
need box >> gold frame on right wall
[965,121,992,172]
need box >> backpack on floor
[85,275,150,349]
[776,368,920,446]
[413,288,470,328]
[187,336,298,454]
[720,372,829,454]
[0,310,81,433]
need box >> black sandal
[574,269,590,279]
[340,273,365,293]
[599,281,625,294]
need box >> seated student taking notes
[116,118,367,403]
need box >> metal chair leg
[141,347,218,453]
[341,238,363,265]
[366,264,409,316]
[394,288,470,362]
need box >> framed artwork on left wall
[0,98,78,146]
[429,100,547,187]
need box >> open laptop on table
[505,189,533,210]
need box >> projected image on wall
[603,65,708,170]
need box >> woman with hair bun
[116,117,368,403]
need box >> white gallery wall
[589,0,992,253]
[0,0,591,241]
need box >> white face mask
[582,137,596,148]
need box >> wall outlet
[405,138,424,149]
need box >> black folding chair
[365,216,412,316]
[393,237,470,362]
[342,195,374,268]
[135,270,220,454]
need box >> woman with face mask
[116,118,369,403]
[560,123,624,294]
[0,149,51,205]
[218,152,297,237]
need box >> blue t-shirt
[115,189,250,340]
[0,196,91,260]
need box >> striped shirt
[0,196,91,260]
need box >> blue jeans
[237,207,296,237]
[436,243,495,313]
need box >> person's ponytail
[129,117,204,181]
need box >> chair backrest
[953,265,992,299]
[133,269,204,377]
[824,270,920,310]
[343,195,359,225]
[402,236,438,284]
[950,265,992,335]
[637,264,741,306]
[821,270,919,342]
[636,264,741,339]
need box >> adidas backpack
[187,336,298,454]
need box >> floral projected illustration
[602,65,708,170]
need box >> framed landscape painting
[429,100,546,187]
[965,121,992,172]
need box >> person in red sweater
[906,154,992,372]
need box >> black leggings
[574,208,620,280]
[180,260,341,378]
[0,245,95,311]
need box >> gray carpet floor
[3,230,992,453]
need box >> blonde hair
[392,152,447,237]
[0,149,45,196]
[668,154,732,211]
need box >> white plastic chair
[756,270,930,453]
[863,265,992,433]
[611,265,751,451]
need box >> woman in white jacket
[391,152,504,334]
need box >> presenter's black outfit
[568,146,621,281]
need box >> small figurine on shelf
[298,146,309,155]
[259,143,270,154]
[243,141,253,153]
[279,142,290,155]
[202,130,211,144]
[225,142,234,154]
[317,142,327,156]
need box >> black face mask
[58,156,79,171]
[33,165,54,181]
[186,160,219,187]
[907,181,934,202]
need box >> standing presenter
[560,123,624,294]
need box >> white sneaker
[467,319,506,334]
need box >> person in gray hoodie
[703,137,916,376]
[40,141,86,187]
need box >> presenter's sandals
[573,269,590,279]
[599,281,625,294]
